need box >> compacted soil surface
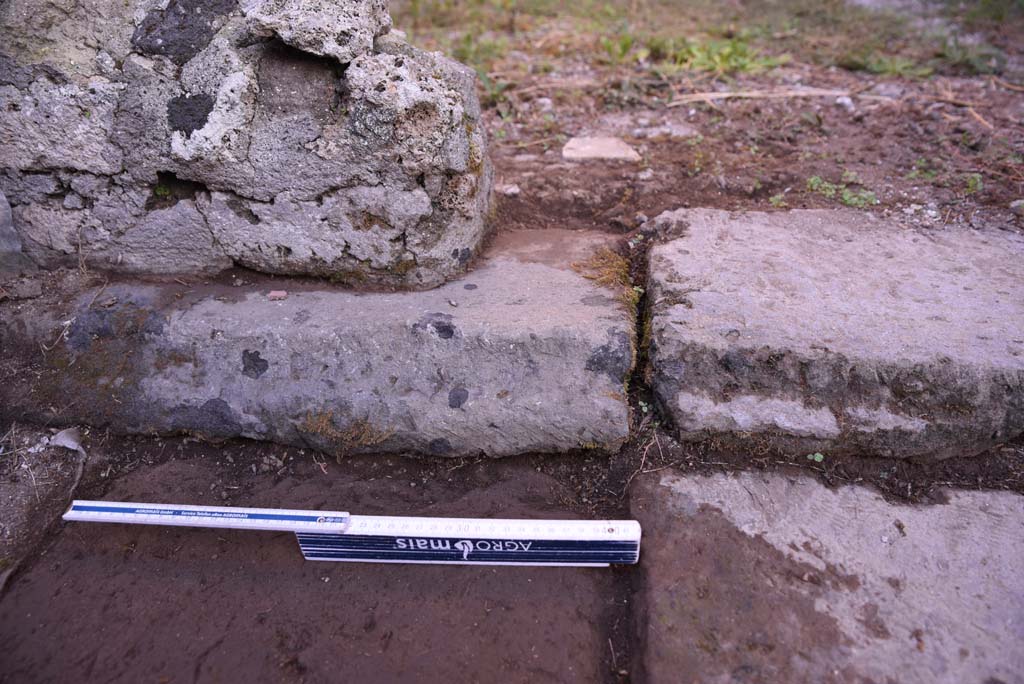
[0,436,635,684]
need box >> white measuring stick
[300,515,641,566]
[63,500,642,566]
[63,500,350,533]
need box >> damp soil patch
[0,431,637,684]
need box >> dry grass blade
[992,76,1024,93]
[667,87,897,107]
[572,247,631,290]
[572,247,640,312]
[967,107,995,130]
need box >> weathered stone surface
[0,190,18,256]
[632,470,1024,684]
[241,0,391,63]
[0,79,124,175]
[0,0,491,288]
[0,231,632,457]
[562,136,640,162]
[648,208,1024,460]
[0,189,33,279]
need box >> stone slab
[631,470,1024,684]
[0,190,17,255]
[0,189,34,279]
[0,230,633,457]
[0,455,618,682]
[647,208,1024,460]
[562,136,641,162]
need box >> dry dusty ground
[2,0,1024,682]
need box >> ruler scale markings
[63,500,641,566]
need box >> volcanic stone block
[0,189,34,278]
[0,0,491,288]
[631,470,1024,684]
[241,0,391,62]
[647,208,1024,460]
[0,231,632,457]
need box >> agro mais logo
[395,538,533,559]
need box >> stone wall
[0,0,492,288]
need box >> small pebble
[268,290,288,301]
[1010,199,1024,217]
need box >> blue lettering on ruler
[71,504,345,524]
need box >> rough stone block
[631,470,1024,684]
[0,0,491,288]
[647,208,1024,460]
[0,189,33,279]
[0,231,633,457]
[241,0,391,63]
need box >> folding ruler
[63,500,642,567]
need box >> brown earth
[0,448,632,684]
[0,424,1021,683]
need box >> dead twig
[640,463,679,475]
[925,94,980,108]
[0,424,14,451]
[967,107,994,131]
[85,278,109,310]
[622,435,652,496]
[25,461,40,503]
[41,318,74,352]
[667,87,896,108]
[311,451,329,475]
[992,76,1024,93]
[514,136,562,149]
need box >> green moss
[807,174,878,207]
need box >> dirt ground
[0,423,1021,682]
[390,0,1024,237]
[2,0,1024,681]
[0,436,635,684]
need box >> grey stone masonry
[647,208,1024,460]
[0,0,491,288]
[0,231,633,457]
[631,470,1024,684]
